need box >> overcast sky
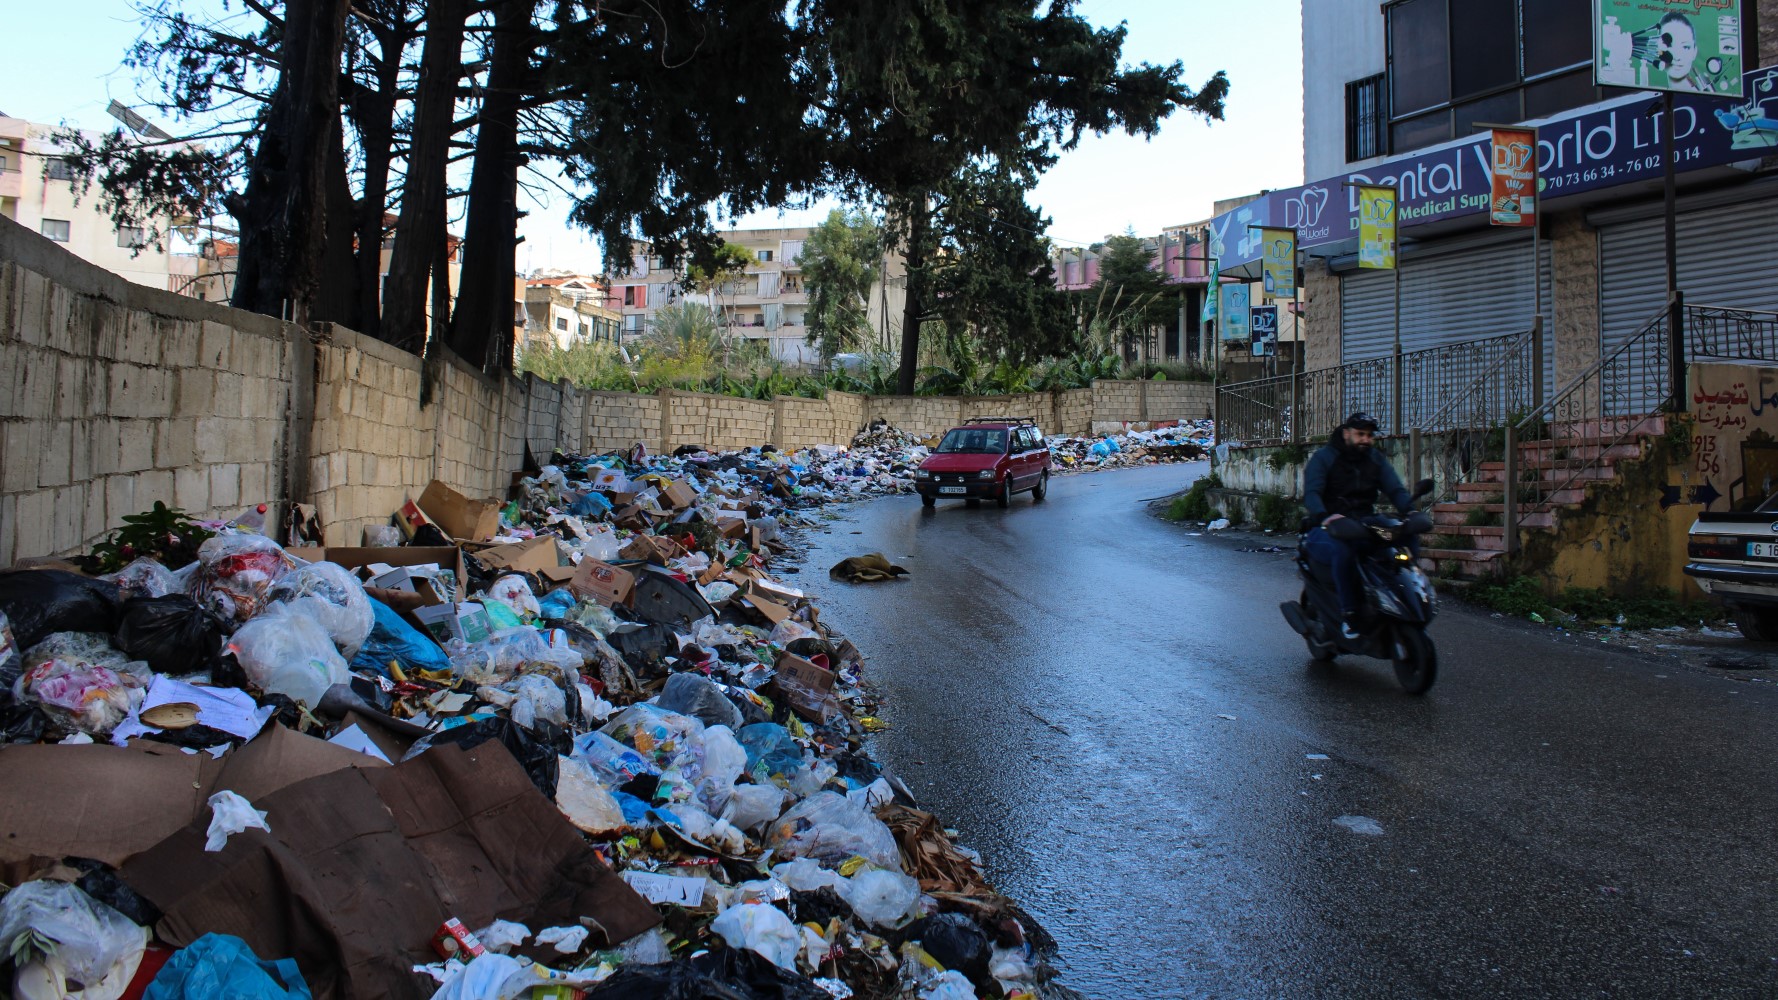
[1,0,1305,272]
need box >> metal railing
[1502,297,1680,553]
[1407,320,1543,498]
[1687,303,1778,361]
[1215,328,1538,446]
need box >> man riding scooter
[1301,412,1417,640]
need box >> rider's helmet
[1343,412,1379,432]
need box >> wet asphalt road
[789,463,1778,1000]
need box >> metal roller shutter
[1598,198,1778,358]
[1341,240,1553,367]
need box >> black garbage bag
[584,948,831,1000]
[402,717,560,797]
[657,672,744,731]
[0,702,46,743]
[112,595,226,675]
[907,912,992,986]
[0,570,123,649]
[69,859,162,927]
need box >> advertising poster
[1201,257,1220,327]
[1596,0,1743,97]
[1250,305,1279,358]
[1260,228,1296,300]
[1489,127,1538,227]
[1221,284,1250,343]
[1357,185,1397,270]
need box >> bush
[1468,577,1724,628]
[1254,493,1303,533]
[1469,576,1551,618]
[1167,473,1223,522]
[1265,442,1309,473]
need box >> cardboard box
[717,517,747,539]
[569,559,635,607]
[620,534,686,566]
[660,480,697,510]
[590,468,630,493]
[465,535,561,576]
[418,480,503,542]
[773,651,841,722]
[287,546,467,604]
[740,593,791,626]
[395,498,436,540]
[415,602,496,645]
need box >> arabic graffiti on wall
[1679,363,1778,510]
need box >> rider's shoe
[1339,619,1362,641]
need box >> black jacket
[1302,432,1411,522]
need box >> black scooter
[1280,479,1439,694]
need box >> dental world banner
[1207,62,1777,273]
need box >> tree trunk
[344,27,405,342]
[447,0,532,370]
[313,122,362,328]
[895,197,930,396]
[230,0,351,322]
[381,0,469,354]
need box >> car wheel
[921,494,936,508]
[1733,608,1778,642]
[995,479,1011,508]
[1031,472,1048,502]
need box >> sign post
[1353,183,1401,432]
[1483,123,1544,400]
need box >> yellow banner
[1260,228,1296,301]
[1357,185,1397,270]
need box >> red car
[915,418,1051,508]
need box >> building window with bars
[1345,74,1387,162]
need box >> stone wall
[1550,211,1600,389]
[1303,260,1341,372]
[1,216,1225,561]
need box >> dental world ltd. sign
[1209,63,1778,272]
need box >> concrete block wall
[1145,382,1215,420]
[305,326,435,546]
[0,221,301,566]
[430,354,507,501]
[1055,389,1094,435]
[777,395,843,452]
[584,392,660,455]
[828,392,867,443]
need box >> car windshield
[936,428,1006,454]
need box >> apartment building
[522,274,622,353]
[0,115,189,292]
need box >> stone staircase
[1421,415,1665,579]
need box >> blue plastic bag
[537,587,578,620]
[146,934,310,1000]
[738,723,805,781]
[570,493,613,517]
[349,597,452,676]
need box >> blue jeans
[1303,523,1421,618]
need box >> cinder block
[13,271,49,348]
[1,421,41,492]
[211,463,241,508]
[239,463,270,507]
[200,321,233,370]
[104,475,135,528]
[13,489,55,559]
[134,469,176,511]
[154,418,197,469]
[175,466,210,513]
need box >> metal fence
[1688,303,1778,361]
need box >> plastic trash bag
[204,790,271,852]
[582,948,832,1000]
[908,913,991,987]
[474,920,530,955]
[657,672,744,731]
[771,858,845,895]
[709,904,800,971]
[840,869,921,929]
[471,628,583,679]
[536,588,577,621]
[113,596,226,676]
[923,970,977,1000]
[722,783,788,833]
[144,933,310,1000]
[226,604,349,706]
[534,925,588,954]
[349,597,451,677]
[738,723,806,784]
[13,652,146,737]
[102,558,180,600]
[504,673,568,729]
[404,717,560,797]
[192,534,295,626]
[265,562,373,658]
[0,880,149,1000]
[0,570,124,649]
[695,724,747,814]
[555,756,628,835]
[570,730,661,787]
[481,575,542,621]
[763,791,902,871]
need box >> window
[1345,74,1387,162]
[755,249,772,262]
[0,155,8,172]
[579,322,590,337]
[44,158,76,181]
[555,317,568,331]
[39,219,69,242]
[117,226,147,248]
[1383,0,1623,157]
[624,314,643,333]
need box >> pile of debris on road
[0,442,1067,1000]
[1047,420,1213,473]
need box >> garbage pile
[0,445,1066,1000]
[1047,420,1214,473]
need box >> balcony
[0,168,20,200]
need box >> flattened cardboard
[741,593,791,626]
[418,480,503,542]
[466,535,560,575]
[569,559,635,607]
[123,744,657,1000]
[288,546,467,604]
[619,534,685,566]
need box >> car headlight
[977,469,996,479]
[915,469,932,479]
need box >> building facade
[522,275,623,353]
[608,226,906,365]
[0,116,190,293]
[1227,0,1778,377]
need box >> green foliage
[1167,473,1223,522]
[1467,577,1724,628]
[1464,506,1502,527]
[8,925,59,969]
[91,501,214,573]
[1266,443,1309,473]
[801,209,886,363]
[1468,576,1550,618]
[1122,361,1220,383]
[516,338,636,391]
[685,242,754,292]
[1254,493,1302,533]
[1092,233,1172,333]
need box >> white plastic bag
[227,603,349,705]
[722,783,788,833]
[763,791,902,871]
[482,575,542,621]
[0,881,148,1000]
[14,636,147,736]
[840,868,921,928]
[708,904,799,971]
[102,557,179,599]
[504,673,568,729]
[474,920,530,955]
[534,926,588,954]
[695,724,747,815]
[205,790,271,851]
[193,533,295,625]
[266,561,374,658]
[924,970,977,1000]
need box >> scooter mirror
[1411,478,1436,501]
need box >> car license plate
[1748,542,1778,559]
[939,486,966,495]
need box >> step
[1432,504,1556,529]
[1474,461,1620,485]
[1455,482,1587,506]
[1422,547,1507,579]
[1513,439,1646,463]
[1549,415,1665,440]
[1433,525,1508,551]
